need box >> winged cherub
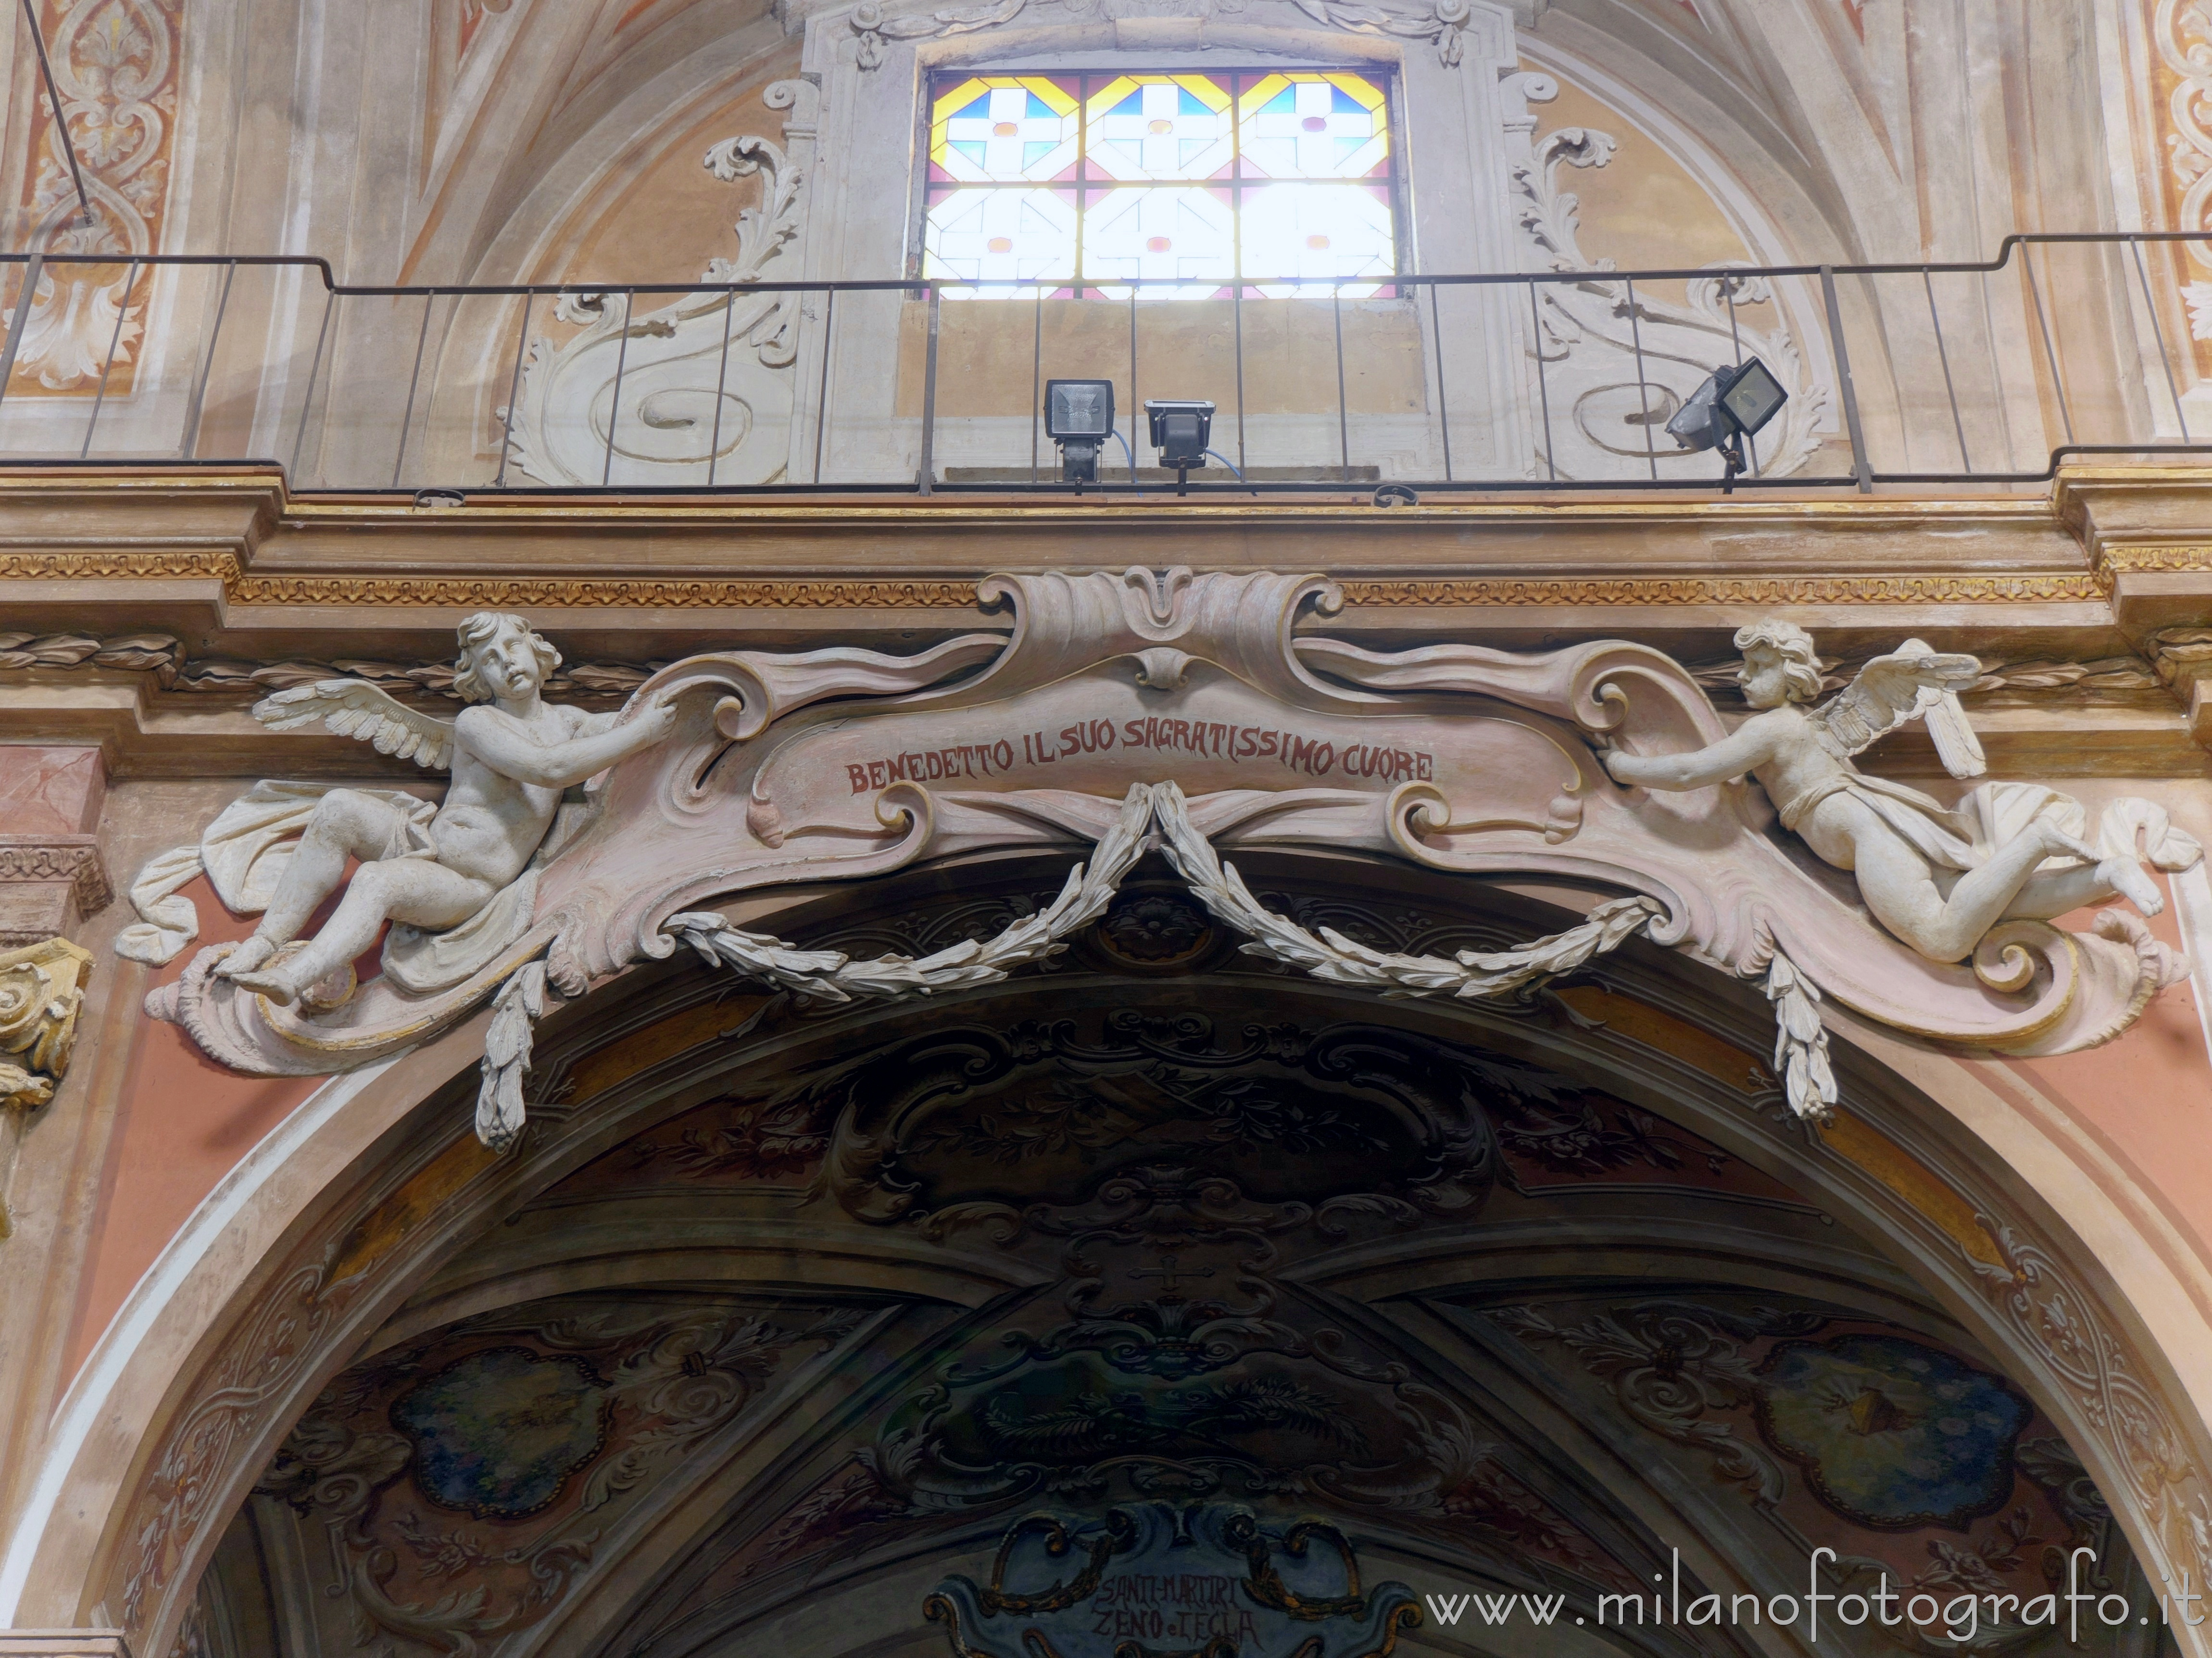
[1600,620,2166,963]
[215,612,679,1004]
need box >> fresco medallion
[1754,1334,2031,1530]
[390,1346,612,1519]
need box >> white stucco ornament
[1603,621,2193,965]
[132,570,2198,1143]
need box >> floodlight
[1045,379,1116,486]
[1665,356,1788,492]
[1720,357,1787,436]
[1144,399,1214,494]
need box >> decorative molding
[843,0,1484,70]
[1288,0,1477,65]
[2098,543,2212,573]
[0,551,2142,615]
[0,552,243,582]
[0,936,92,1113]
[0,843,113,915]
[0,632,182,677]
[1334,574,2111,607]
[1,571,2107,612]
[1508,114,1829,480]
[114,1263,359,1637]
[504,109,816,489]
[1964,1217,2212,1611]
[226,575,985,609]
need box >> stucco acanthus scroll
[1506,78,1830,481]
[502,82,818,488]
[840,0,1491,68]
[0,936,93,1114]
[138,567,2201,1147]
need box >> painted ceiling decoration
[197,938,2138,1657]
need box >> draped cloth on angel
[1775,768,2204,875]
[114,781,546,994]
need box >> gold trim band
[1,557,2112,609]
[2100,544,2212,574]
[1334,574,2109,606]
[229,576,984,608]
[0,551,246,582]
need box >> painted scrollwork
[1495,1301,1813,1504]
[244,1299,862,1658]
[2,0,177,393]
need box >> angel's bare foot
[214,934,279,979]
[228,967,300,1006]
[2100,856,2165,917]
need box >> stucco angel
[1601,620,2189,963]
[214,612,679,1004]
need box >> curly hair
[1731,619,1824,704]
[452,611,562,703]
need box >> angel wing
[252,679,456,770]
[1813,638,1987,779]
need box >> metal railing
[0,232,2206,497]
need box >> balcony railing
[1,232,2207,498]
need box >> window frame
[906,62,1408,298]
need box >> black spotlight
[1045,379,1116,488]
[1665,356,1787,493]
[1144,398,1214,494]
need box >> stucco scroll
[133,567,2196,1137]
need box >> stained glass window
[922,69,1395,299]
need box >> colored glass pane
[1081,186,1237,298]
[920,68,1395,298]
[1084,75,1234,181]
[1237,72,1388,180]
[930,76,1080,183]
[1239,183,1394,295]
[924,187,1078,293]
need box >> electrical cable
[1205,447,1258,495]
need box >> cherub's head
[453,612,562,705]
[1731,619,1824,709]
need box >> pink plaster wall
[64,875,321,1376]
[1984,874,2212,1310]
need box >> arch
[7,847,2211,1658]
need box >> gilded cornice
[0,551,245,582]
[226,575,984,609]
[1334,573,2110,607]
[0,560,2115,609]
[2098,544,2212,574]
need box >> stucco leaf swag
[478,783,1675,1151]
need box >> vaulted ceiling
[186,860,2149,1658]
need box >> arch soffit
[12,851,2212,1658]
